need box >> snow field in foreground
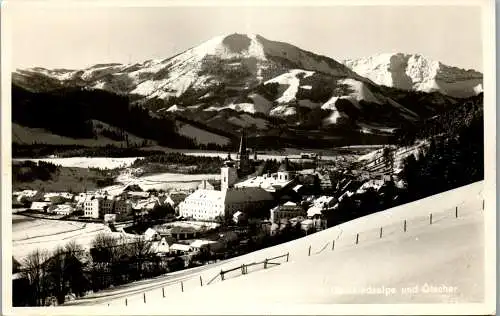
[12,219,126,261]
[95,181,483,308]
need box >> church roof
[182,188,273,205]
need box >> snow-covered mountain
[13,34,478,145]
[14,33,360,98]
[343,53,483,98]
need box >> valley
[9,30,486,310]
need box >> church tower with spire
[237,129,251,177]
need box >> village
[12,132,426,285]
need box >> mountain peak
[343,53,483,97]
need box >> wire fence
[102,197,484,307]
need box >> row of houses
[13,190,74,206]
[18,186,190,220]
[143,228,225,257]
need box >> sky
[9,4,483,71]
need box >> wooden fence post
[162,287,165,298]
[380,227,383,238]
[404,220,407,232]
[125,298,127,306]
[241,264,246,275]
[264,259,268,269]
[455,206,458,218]
[482,200,484,210]
[221,270,225,281]
[430,213,433,225]
[355,233,359,244]
[308,245,311,256]
[332,240,335,250]
[200,276,203,286]
[181,281,184,292]
[143,292,146,303]
[286,252,289,262]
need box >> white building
[151,237,171,256]
[270,202,307,224]
[30,201,50,211]
[189,239,223,253]
[307,196,336,217]
[47,204,74,216]
[170,243,193,255]
[179,187,273,221]
[83,196,100,218]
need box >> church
[178,131,275,222]
[221,129,253,190]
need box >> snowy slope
[12,122,156,147]
[343,53,483,98]
[174,121,230,145]
[68,181,485,310]
[265,69,315,103]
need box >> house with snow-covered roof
[30,201,50,212]
[356,179,386,194]
[15,190,43,204]
[178,187,273,221]
[144,228,161,241]
[269,202,306,224]
[232,211,246,224]
[47,203,74,216]
[189,239,223,253]
[170,243,193,255]
[307,195,336,217]
[151,237,172,256]
[43,192,74,203]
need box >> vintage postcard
[1,0,496,315]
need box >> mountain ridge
[12,34,482,149]
[343,53,483,98]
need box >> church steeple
[237,129,251,176]
[238,129,247,156]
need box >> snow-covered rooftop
[189,240,218,248]
[234,173,293,192]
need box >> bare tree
[63,241,88,299]
[126,236,153,279]
[47,246,66,304]
[22,249,51,306]
[90,232,119,290]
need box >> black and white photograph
[2,0,496,314]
